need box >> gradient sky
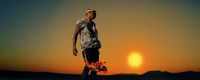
[0,0,200,75]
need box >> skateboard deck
[86,61,107,73]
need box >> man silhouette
[72,9,101,80]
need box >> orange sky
[0,0,200,75]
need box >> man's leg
[82,65,90,80]
[82,50,90,80]
[90,71,97,80]
[83,48,99,80]
[89,49,99,80]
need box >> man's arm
[72,24,80,56]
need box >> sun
[128,52,143,68]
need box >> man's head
[85,9,96,20]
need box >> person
[72,9,101,80]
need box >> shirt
[76,18,101,51]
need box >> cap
[85,9,96,14]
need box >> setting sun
[128,52,143,68]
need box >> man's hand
[72,24,80,56]
[73,48,78,56]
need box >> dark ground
[0,70,200,80]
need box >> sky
[0,0,200,75]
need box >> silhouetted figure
[72,9,101,80]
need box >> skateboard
[86,61,107,73]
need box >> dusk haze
[0,0,199,78]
